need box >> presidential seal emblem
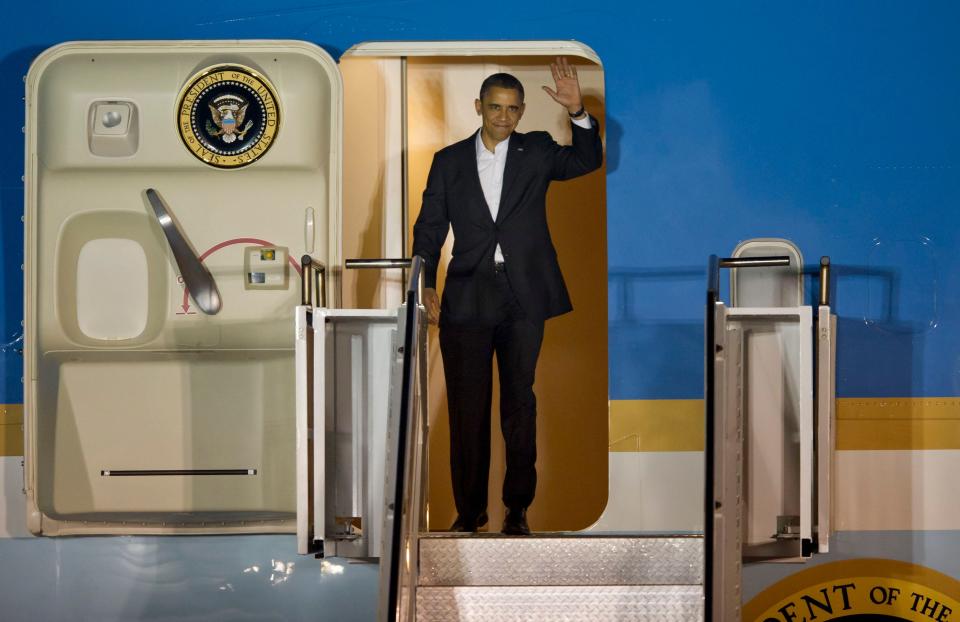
[176,64,280,168]
[744,559,960,622]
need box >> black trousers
[439,269,545,519]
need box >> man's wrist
[567,105,586,118]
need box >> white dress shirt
[475,114,592,264]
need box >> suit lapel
[496,132,526,224]
[457,132,493,221]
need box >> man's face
[475,86,525,145]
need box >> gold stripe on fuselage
[609,398,960,452]
[609,399,704,452]
[0,404,23,457]
[836,397,960,450]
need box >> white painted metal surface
[588,452,704,533]
[323,309,398,558]
[730,238,804,308]
[711,302,742,622]
[295,305,315,555]
[24,40,343,536]
[314,309,328,555]
[297,308,398,559]
[344,40,601,64]
[0,457,28,537]
[816,306,836,553]
[836,450,960,530]
[726,306,813,559]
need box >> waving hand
[542,57,584,116]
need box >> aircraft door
[23,40,342,536]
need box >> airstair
[294,239,836,622]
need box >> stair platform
[420,533,703,586]
[416,534,704,621]
[417,585,703,621]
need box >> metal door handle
[145,188,222,315]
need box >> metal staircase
[296,241,837,621]
[294,255,709,620]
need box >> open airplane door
[23,41,342,537]
[706,239,836,621]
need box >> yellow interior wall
[340,56,392,310]
[405,56,609,532]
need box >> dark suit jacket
[412,118,603,323]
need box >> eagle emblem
[176,64,281,168]
[205,94,254,144]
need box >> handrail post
[708,254,721,298]
[315,265,325,308]
[406,255,424,301]
[300,255,327,308]
[819,257,831,307]
[301,255,312,306]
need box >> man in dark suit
[412,58,603,535]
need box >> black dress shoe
[501,507,530,536]
[449,511,488,533]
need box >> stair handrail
[357,256,426,622]
[704,253,791,621]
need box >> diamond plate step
[419,535,703,586]
[416,585,704,621]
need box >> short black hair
[479,73,525,102]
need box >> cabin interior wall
[341,56,404,311]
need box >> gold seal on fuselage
[176,64,280,168]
